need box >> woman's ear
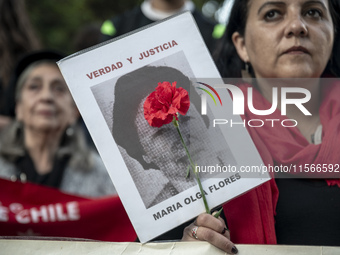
[232,31,249,62]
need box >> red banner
[0,178,136,241]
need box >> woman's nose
[284,14,308,38]
[40,86,54,101]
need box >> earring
[66,126,75,136]
[14,120,23,131]
[245,62,250,74]
[13,120,23,137]
[241,62,252,83]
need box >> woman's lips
[283,46,310,55]
[37,110,54,117]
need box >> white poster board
[58,12,270,242]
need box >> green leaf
[213,207,223,218]
[186,165,191,178]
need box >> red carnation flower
[143,81,190,127]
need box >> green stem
[173,117,210,214]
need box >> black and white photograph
[92,52,236,208]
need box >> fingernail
[231,246,238,254]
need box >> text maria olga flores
[196,82,312,128]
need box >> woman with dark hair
[112,65,198,171]
[214,0,340,78]
[181,0,340,253]
[112,65,198,208]
[111,65,232,208]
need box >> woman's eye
[52,82,68,94]
[27,83,40,90]
[264,10,281,21]
[54,85,66,93]
[305,9,322,18]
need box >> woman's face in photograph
[233,0,334,78]
[136,101,220,180]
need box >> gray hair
[15,60,57,102]
[0,60,93,170]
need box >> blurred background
[27,0,233,54]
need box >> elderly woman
[181,0,340,253]
[0,50,116,197]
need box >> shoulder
[0,155,16,181]
[118,145,170,207]
[111,5,144,27]
[192,9,217,28]
[191,9,225,49]
[101,6,148,39]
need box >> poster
[58,12,270,242]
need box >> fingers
[182,213,237,254]
[195,213,228,237]
[212,211,230,239]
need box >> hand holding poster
[57,12,270,242]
